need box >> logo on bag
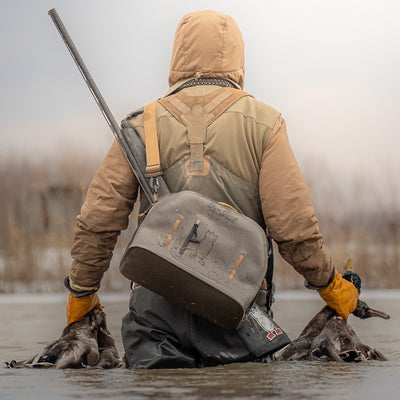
[250,304,284,340]
[208,203,238,224]
[266,327,283,340]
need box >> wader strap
[160,88,250,174]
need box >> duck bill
[366,307,390,320]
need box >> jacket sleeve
[69,140,139,290]
[259,116,334,286]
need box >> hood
[168,10,245,89]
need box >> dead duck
[276,305,336,361]
[277,257,389,362]
[277,304,387,362]
[6,307,121,369]
[310,312,386,362]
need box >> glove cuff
[66,292,102,325]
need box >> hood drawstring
[194,69,213,80]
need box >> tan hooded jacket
[69,10,333,293]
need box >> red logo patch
[267,328,283,341]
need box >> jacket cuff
[64,276,99,298]
[304,267,336,290]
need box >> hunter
[65,10,359,368]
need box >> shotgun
[48,8,169,203]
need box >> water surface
[1,291,399,399]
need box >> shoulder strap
[143,101,160,177]
[143,100,163,201]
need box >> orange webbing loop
[143,100,161,177]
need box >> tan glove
[66,292,102,325]
[317,270,359,323]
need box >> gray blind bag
[120,190,268,330]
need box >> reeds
[275,158,400,289]
[1,156,399,292]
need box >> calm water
[1,290,399,400]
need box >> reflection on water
[1,291,399,400]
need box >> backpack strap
[159,87,250,174]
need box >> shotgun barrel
[48,8,169,203]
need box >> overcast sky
[0,0,399,180]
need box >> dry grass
[274,158,400,289]
[0,155,399,293]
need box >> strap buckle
[147,172,162,202]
